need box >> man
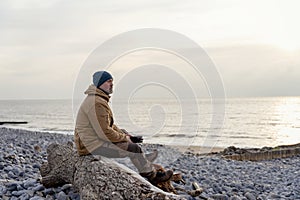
[74,71,173,184]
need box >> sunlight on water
[275,97,300,145]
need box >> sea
[0,97,300,149]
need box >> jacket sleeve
[87,102,127,143]
[112,124,124,133]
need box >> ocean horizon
[1,96,300,149]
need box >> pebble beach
[0,127,299,200]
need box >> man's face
[100,79,113,94]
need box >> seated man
[74,71,173,184]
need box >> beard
[108,87,113,94]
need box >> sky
[1,0,300,99]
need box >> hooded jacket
[74,84,127,155]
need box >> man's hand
[126,135,133,143]
[122,129,143,143]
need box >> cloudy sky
[1,0,300,99]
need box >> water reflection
[275,97,300,145]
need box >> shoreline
[0,127,226,153]
[169,145,225,154]
[1,126,299,154]
[0,126,272,151]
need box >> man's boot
[145,150,158,162]
[140,169,173,184]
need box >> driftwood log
[40,143,186,200]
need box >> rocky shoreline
[0,127,300,199]
[218,144,300,161]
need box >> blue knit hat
[93,71,113,88]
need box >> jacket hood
[84,84,110,101]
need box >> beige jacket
[74,85,127,155]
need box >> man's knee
[127,143,142,153]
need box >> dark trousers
[92,142,153,173]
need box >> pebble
[29,196,45,200]
[8,171,17,178]
[44,188,55,195]
[6,182,19,191]
[12,190,26,197]
[4,166,13,172]
[20,193,31,200]
[32,163,40,169]
[23,179,37,189]
[61,183,72,191]
[33,185,45,192]
[57,191,68,200]
[0,127,77,200]
[68,190,80,200]
[1,127,300,200]
[229,196,241,200]
[211,194,229,200]
[267,193,282,199]
[45,194,54,200]
[257,194,267,200]
[0,185,7,195]
[244,192,256,200]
